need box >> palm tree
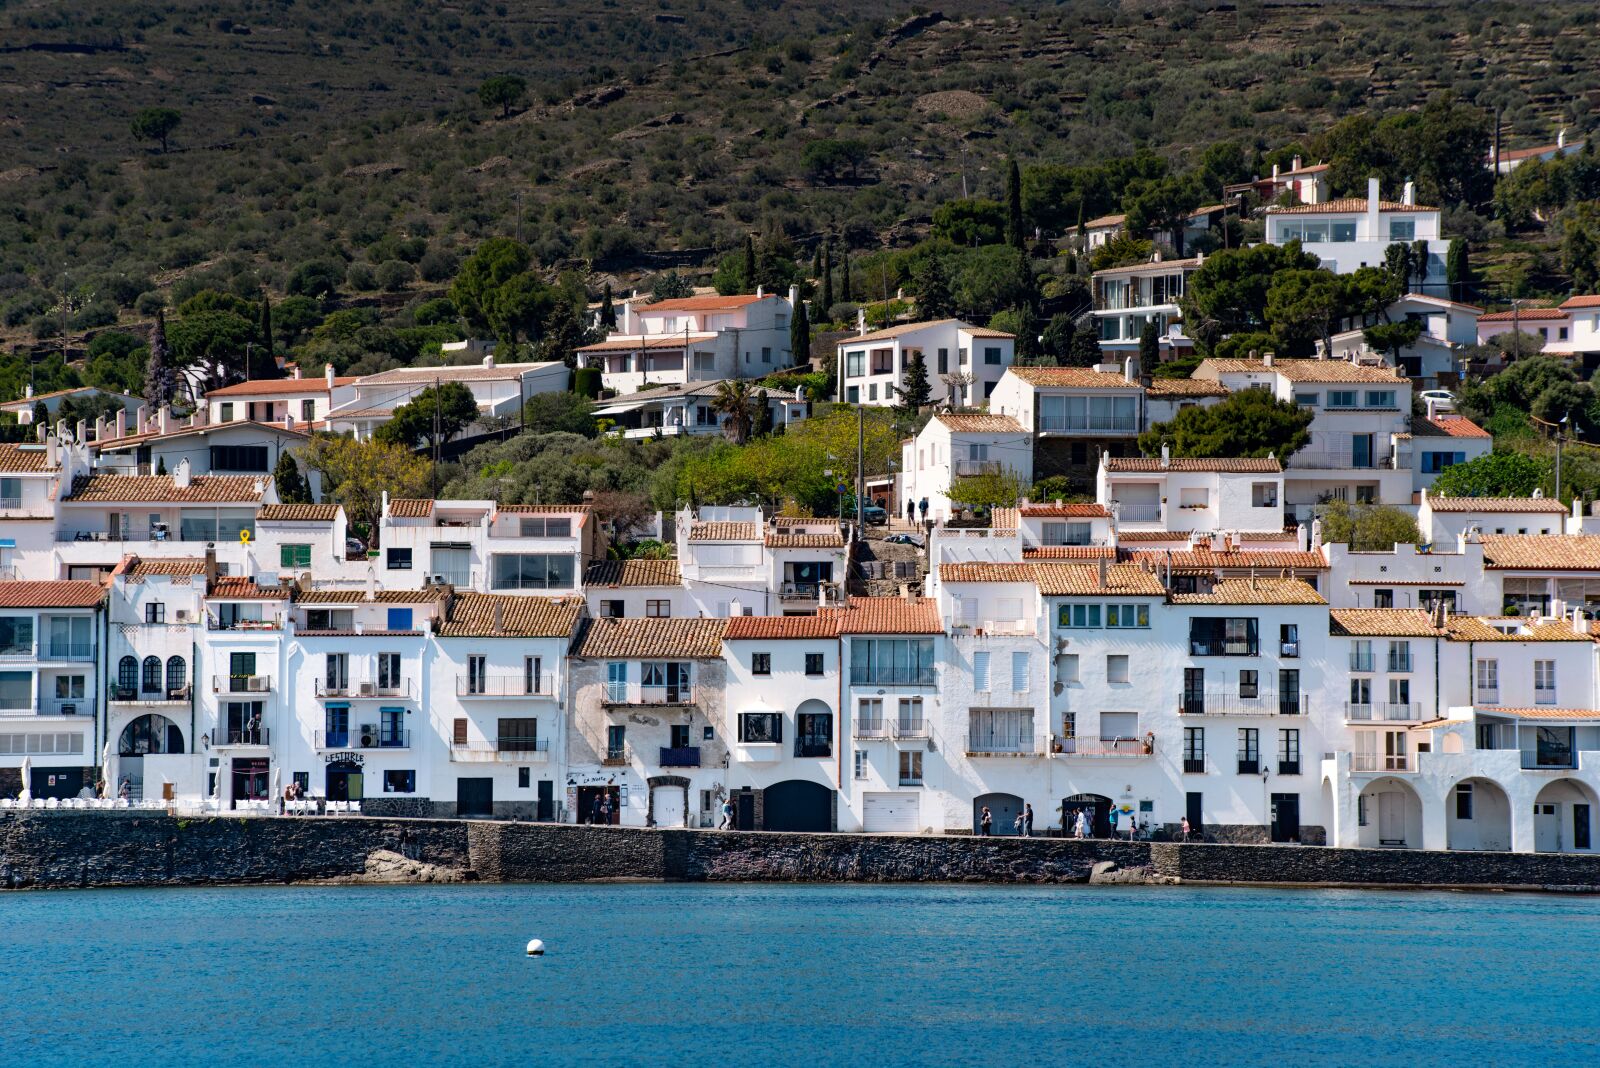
[711,380,756,444]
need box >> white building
[0,386,141,428]
[593,379,807,440]
[327,359,569,441]
[577,290,796,394]
[1264,178,1450,294]
[900,413,1032,523]
[204,367,358,426]
[1098,453,1287,535]
[584,558,691,621]
[1224,157,1330,206]
[835,318,1016,408]
[1475,296,1600,356]
[675,507,849,617]
[1493,129,1588,174]
[0,580,105,800]
[376,498,602,595]
[1091,255,1202,359]
[1324,294,1483,387]
[989,364,1145,491]
[196,574,289,810]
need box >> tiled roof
[940,562,1044,585]
[388,498,435,518]
[1560,295,1600,310]
[0,444,56,472]
[294,589,444,604]
[839,318,970,345]
[1269,198,1437,214]
[724,614,840,640]
[1474,707,1600,720]
[496,504,592,515]
[258,503,341,522]
[0,581,106,608]
[1020,546,1118,559]
[1142,378,1230,397]
[1200,358,1407,383]
[1481,535,1600,571]
[1425,496,1567,514]
[127,558,206,579]
[1019,503,1109,518]
[356,363,557,385]
[1412,415,1490,439]
[1445,616,1591,642]
[766,531,845,549]
[1035,563,1166,596]
[835,596,942,634]
[990,507,1019,532]
[1127,548,1327,571]
[1092,257,1202,277]
[66,474,267,503]
[963,327,1016,339]
[207,577,288,600]
[1170,577,1325,605]
[575,616,729,658]
[1084,213,1126,228]
[205,377,356,397]
[933,413,1026,433]
[1499,140,1584,162]
[1103,531,1184,543]
[1329,608,1441,637]
[584,559,683,587]
[689,521,759,542]
[437,593,584,638]
[640,294,770,312]
[1105,457,1282,473]
[1478,307,1567,322]
[1005,367,1135,389]
[576,333,716,353]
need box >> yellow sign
[239,529,252,544]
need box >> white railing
[1352,753,1411,772]
[1114,503,1162,523]
[456,674,556,697]
[1345,702,1420,722]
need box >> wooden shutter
[453,718,468,746]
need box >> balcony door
[1183,668,1205,716]
[1351,434,1374,469]
[229,652,256,693]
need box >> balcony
[37,697,88,716]
[954,459,1002,477]
[1535,688,1558,707]
[1349,653,1374,672]
[1344,702,1420,722]
[1237,758,1261,775]
[966,735,1043,757]
[1052,736,1154,758]
[794,742,832,758]
[1476,687,1500,705]
[601,745,629,767]
[109,685,191,705]
[1278,759,1301,775]
[41,642,95,662]
[449,738,550,763]
[208,614,283,632]
[849,668,936,687]
[854,720,889,739]
[1188,641,1258,657]
[658,746,701,768]
[1279,641,1300,658]
[217,727,271,747]
[1387,653,1413,673]
[1352,753,1410,773]
[212,674,272,694]
[456,674,557,698]
[602,686,695,708]
[780,581,837,603]
[1179,692,1307,716]
[315,728,411,750]
[1183,757,1206,773]
[316,679,413,699]
[890,720,929,744]
[1114,503,1162,523]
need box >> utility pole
[431,376,441,498]
[1557,413,1570,503]
[1511,298,1522,362]
[855,404,864,543]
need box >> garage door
[863,792,920,833]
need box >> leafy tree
[1067,320,1104,367]
[272,453,312,504]
[789,298,810,365]
[1265,269,1344,356]
[1564,214,1600,294]
[952,246,1031,321]
[801,138,869,182]
[1138,388,1313,460]
[376,381,480,453]
[897,351,931,419]
[1088,233,1154,272]
[1363,319,1424,364]
[1429,450,1548,499]
[1123,173,1204,256]
[273,296,324,345]
[752,389,773,438]
[1012,305,1040,364]
[1138,320,1160,368]
[167,309,255,392]
[1383,242,1414,288]
[534,299,593,368]
[131,107,181,153]
[949,470,1023,509]
[599,283,616,329]
[286,261,343,300]
[305,436,429,538]
[1005,159,1025,251]
[1181,241,1320,352]
[572,367,601,399]
[144,311,175,410]
[914,254,955,320]
[1319,500,1421,551]
[375,260,415,292]
[932,198,1005,247]
[711,379,756,444]
[1038,313,1073,364]
[1446,239,1473,301]
[84,331,146,395]
[650,272,693,303]
[451,237,531,330]
[522,392,597,436]
[478,74,527,118]
[1028,475,1078,502]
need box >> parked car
[346,538,367,556]
[1419,389,1455,411]
[884,532,924,547]
[862,505,888,525]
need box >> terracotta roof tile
[1270,198,1437,214]
[127,558,207,580]
[1019,503,1109,518]
[1020,546,1118,559]
[1200,358,1407,384]
[1170,577,1325,605]
[357,363,557,385]
[1474,707,1600,719]
[1445,616,1590,642]
[1481,535,1600,571]
[1142,378,1230,397]
[1329,608,1441,637]
[205,377,356,396]
[1412,415,1490,439]
[1106,457,1282,473]
[66,474,266,503]
[835,596,942,634]
[584,559,683,587]
[640,294,770,312]
[437,593,584,638]
[0,581,105,608]
[1005,367,1137,389]
[575,616,729,657]
[838,318,970,345]
[940,562,1164,596]
[1092,257,1203,277]
[1084,213,1126,228]
[1560,295,1600,310]
[0,444,57,473]
[207,577,288,600]
[388,498,435,518]
[933,413,1027,433]
[765,532,846,549]
[576,333,716,353]
[295,589,445,604]
[1127,548,1327,571]
[1478,307,1566,322]
[990,507,1019,532]
[1426,496,1566,514]
[724,614,840,640]
[258,503,342,522]
[689,521,759,542]
[963,327,1016,339]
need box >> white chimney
[75,419,86,444]
[114,408,127,439]
[325,364,335,390]
[284,413,294,430]
[730,598,743,617]
[1124,356,1137,383]
[788,284,800,311]
[45,436,58,467]
[621,298,633,333]
[134,404,147,432]
[1160,442,1170,469]
[756,285,764,298]
[158,406,171,435]
[1263,352,1275,367]
[292,365,302,380]
[482,353,495,368]
[23,383,33,400]
[1402,180,1415,207]
[1293,155,1302,171]
[173,457,192,490]
[94,415,106,441]
[857,308,867,336]
[1271,163,1280,181]
[1211,531,1225,553]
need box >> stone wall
[6,813,1600,892]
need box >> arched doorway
[648,774,690,828]
[1534,779,1598,853]
[1062,793,1112,838]
[763,779,834,832]
[325,758,364,803]
[1446,777,1511,851]
[117,714,185,802]
[974,792,1024,836]
[1357,777,1423,848]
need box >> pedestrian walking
[918,497,929,522]
[1013,811,1024,836]
[1128,815,1139,842]
[906,501,916,526]
[1107,806,1119,839]
[720,799,733,830]
[979,806,993,836]
[1073,809,1087,840]
[1023,803,1034,838]
[1180,816,1192,842]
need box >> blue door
[606,662,627,703]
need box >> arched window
[118,714,184,756]
[141,655,162,693]
[118,656,138,692]
[165,656,187,695]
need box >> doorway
[1186,791,1203,835]
[326,760,364,802]
[734,789,756,831]
[537,780,555,821]
[231,758,269,808]
[1270,793,1300,843]
[576,785,620,824]
[1062,793,1112,837]
[974,792,1024,836]
[652,784,687,828]
[1378,791,1406,845]
[457,777,494,818]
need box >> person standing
[905,501,916,527]
[1180,816,1192,842]
[1107,806,1119,839]
[1022,803,1034,838]
[979,806,993,836]
[720,798,733,830]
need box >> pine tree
[1067,320,1104,367]
[897,351,932,417]
[273,452,312,504]
[915,254,955,320]
[144,310,175,411]
[257,295,277,378]
[1138,320,1160,368]
[789,299,811,366]
[821,239,835,312]
[599,283,616,329]
[1014,306,1041,363]
[743,235,757,292]
[1006,158,1025,252]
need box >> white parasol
[271,766,281,813]
[100,739,113,800]
[17,755,31,803]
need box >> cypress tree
[258,294,277,378]
[599,282,617,329]
[916,254,955,320]
[841,256,852,303]
[1014,305,1040,363]
[1446,239,1471,300]
[1138,320,1161,368]
[812,241,823,279]
[897,351,932,418]
[743,235,757,291]
[821,239,834,312]
[789,299,811,366]
[1006,158,1025,252]
[144,310,175,411]
[1068,320,1104,367]
[273,452,312,504]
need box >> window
[845,351,865,377]
[805,653,824,676]
[867,384,877,401]
[209,445,270,472]
[1189,617,1259,656]
[1294,392,1319,407]
[1280,624,1299,657]
[898,750,923,785]
[1350,678,1372,709]
[1419,589,1456,613]
[0,476,18,507]
[1372,588,1394,609]
[1059,654,1080,685]
[1331,221,1356,241]
[325,653,349,693]
[1421,451,1466,474]
[1058,603,1103,629]
[1105,604,1149,629]
[1107,655,1130,684]
[375,653,401,691]
[166,656,186,694]
[849,638,937,685]
[858,698,884,732]
[219,402,234,422]
[937,348,949,374]
[1279,670,1301,715]
[306,609,353,631]
[516,517,572,537]
[1237,728,1260,774]
[846,386,859,403]
[0,617,32,655]
[145,602,166,624]
[645,600,670,618]
[518,767,531,789]
[796,712,832,757]
[1475,658,1499,694]
[1455,782,1473,820]
[466,655,487,696]
[984,346,1002,365]
[386,548,412,570]
[605,724,626,761]
[139,655,162,693]
[325,704,349,749]
[1326,390,1357,408]
[761,346,772,364]
[854,750,869,780]
[1535,660,1557,703]
[1388,219,1415,241]
[1251,482,1278,508]
[301,399,316,422]
[751,652,771,676]
[1037,393,1137,432]
[1387,641,1412,672]
[1388,678,1410,708]
[498,718,540,753]
[47,616,91,658]
[383,770,416,793]
[973,651,990,692]
[739,712,783,743]
[1042,522,1093,546]
[1239,670,1259,699]
[1010,652,1030,692]
[1183,727,1205,773]
[1364,390,1395,408]
[490,553,576,590]
[280,543,312,569]
[600,600,624,618]
[1279,729,1301,774]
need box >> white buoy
[526,939,545,957]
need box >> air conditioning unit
[427,573,449,585]
[246,676,268,692]
[357,682,376,696]
[359,725,378,747]
[175,609,191,623]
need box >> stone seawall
[5,813,1600,892]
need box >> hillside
[1,0,1599,361]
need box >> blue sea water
[2,882,1595,1067]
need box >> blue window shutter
[387,608,412,630]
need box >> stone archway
[118,714,184,756]
[1533,779,1600,853]
[647,774,690,828]
[1357,776,1423,848]
[1446,777,1512,851]
[974,792,1024,836]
